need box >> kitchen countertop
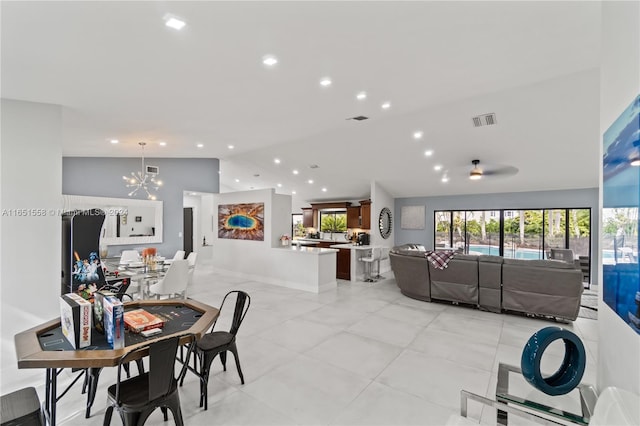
[297,237,353,244]
[275,246,338,255]
[329,243,371,250]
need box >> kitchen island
[330,243,372,282]
[272,245,338,292]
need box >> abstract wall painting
[218,203,265,241]
[401,205,426,229]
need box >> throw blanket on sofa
[425,250,456,269]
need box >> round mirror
[379,207,392,239]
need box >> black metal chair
[103,334,194,426]
[83,279,142,418]
[179,291,250,410]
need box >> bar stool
[359,247,381,282]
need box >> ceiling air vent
[472,113,497,127]
[347,115,369,121]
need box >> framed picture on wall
[401,205,425,229]
[218,203,265,241]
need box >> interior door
[183,207,193,256]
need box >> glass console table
[495,363,598,425]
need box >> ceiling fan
[468,159,518,180]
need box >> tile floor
[22,266,600,425]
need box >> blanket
[425,250,456,270]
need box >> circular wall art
[379,207,392,239]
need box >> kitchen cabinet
[359,200,371,229]
[302,208,314,228]
[347,206,361,229]
[336,248,351,280]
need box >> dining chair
[163,250,185,266]
[359,247,382,282]
[186,253,198,287]
[103,334,194,426]
[120,250,140,263]
[179,291,250,410]
[147,260,189,299]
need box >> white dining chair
[147,260,189,299]
[118,250,142,297]
[359,247,382,282]
[186,252,198,286]
[163,250,186,265]
[119,250,140,263]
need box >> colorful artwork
[218,203,265,241]
[602,94,640,334]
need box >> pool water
[468,244,543,260]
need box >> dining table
[14,299,219,426]
[102,257,169,299]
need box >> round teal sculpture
[521,326,586,396]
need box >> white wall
[598,1,640,394]
[211,189,336,292]
[371,181,395,274]
[1,99,62,392]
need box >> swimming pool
[468,244,543,260]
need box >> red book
[123,308,165,333]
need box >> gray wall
[63,157,219,257]
[394,188,599,285]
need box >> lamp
[123,142,162,200]
[469,159,483,180]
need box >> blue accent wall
[394,188,599,285]
[63,157,219,257]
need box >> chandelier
[122,142,162,200]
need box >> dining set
[103,249,197,300]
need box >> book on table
[60,293,92,349]
[123,308,165,333]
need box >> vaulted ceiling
[2,1,602,205]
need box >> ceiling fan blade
[483,166,519,177]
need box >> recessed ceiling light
[321,187,327,192]
[441,176,449,183]
[356,92,367,100]
[413,131,423,139]
[110,139,119,144]
[196,143,204,148]
[159,141,167,146]
[292,190,297,195]
[292,169,299,175]
[190,192,197,196]
[381,102,391,110]
[218,170,221,174]
[163,14,186,30]
[308,179,314,184]
[262,55,278,67]
[631,158,640,166]
[424,150,434,157]
[274,158,281,164]
[434,165,442,171]
[320,77,332,87]
[235,178,240,183]
[228,144,234,150]
[277,183,282,188]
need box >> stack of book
[123,309,165,333]
[94,291,124,349]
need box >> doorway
[183,207,193,256]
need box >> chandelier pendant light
[122,142,163,200]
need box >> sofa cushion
[391,249,427,257]
[503,258,577,269]
[478,255,503,264]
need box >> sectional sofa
[389,244,584,321]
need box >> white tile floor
[18,266,599,425]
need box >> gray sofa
[390,245,584,321]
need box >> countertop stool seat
[1,387,43,426]
[359,248,381,282]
